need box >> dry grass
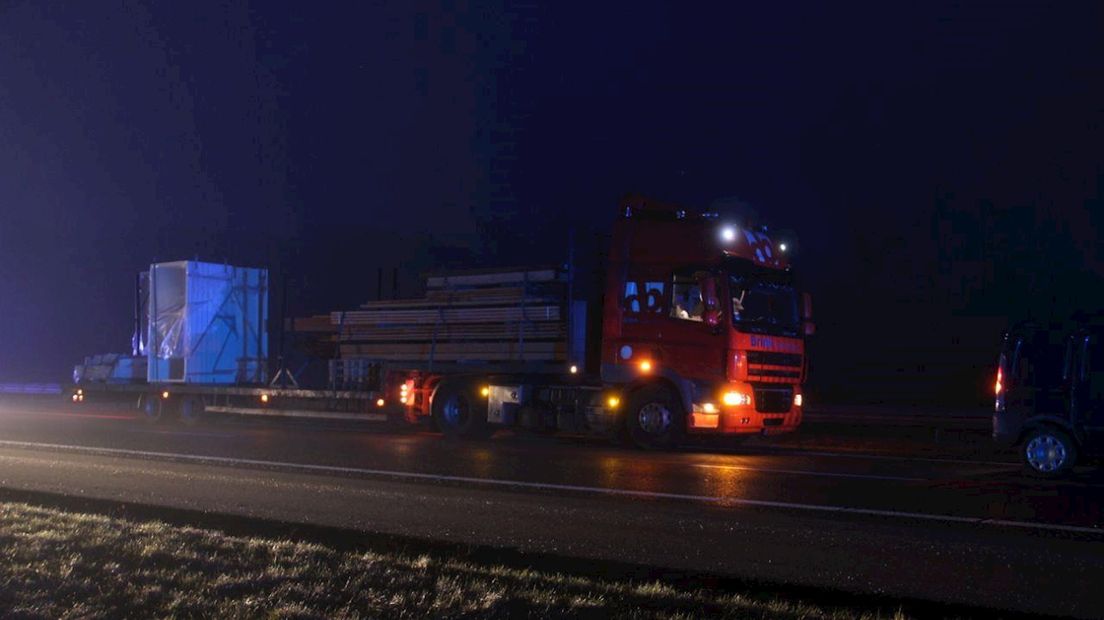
[0,502,910,619]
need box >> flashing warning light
[161,391,170,400]
[607,396,621,409]
[569,365,578,374]
[794,393,803,407]
[480,386,491,397]
[702,402,718,414]
[721,226,737,243]
[994,368,1003,396]
[722,391,750,406]
[779,243,788,252]
[260,393,270,404]
[376,398,385,407]
[638,360,653,373]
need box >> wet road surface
[0,398,1101,617]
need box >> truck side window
[670,275,704,322]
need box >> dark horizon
[1,1,1101,402]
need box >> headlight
[722,391,751,406]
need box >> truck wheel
[179,396,206,426]
[432,380,493,440]
[625,384,685,450]
[1022,427,1078,477]
[142,395,168,424]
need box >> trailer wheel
[1022,427,1077,477]
[179,396,206,426]
[142,395,168,424]
[625,384,685,450]
[432,380,493,440]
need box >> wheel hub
[442,395,469,427]
[637,402,671,436]
[1026,434,1068,473]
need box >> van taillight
[994,367,1003,395]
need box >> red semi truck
[71,196,813,448]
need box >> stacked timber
[286,315,334,334]
[331,267,568,364]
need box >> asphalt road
[0,397,1101,618]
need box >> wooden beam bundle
[327,267,568,365]
[336,322,565,342]
[338,342,566,361]
[424,268,559,289]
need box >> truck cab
[600,196,811,447]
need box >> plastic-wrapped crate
[73,354,147,384]
[147,261,268,384]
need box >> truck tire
[625,383,685,450]
[179,396,206,426]
[1022,427,1077,477]
[432,380,494,440]
[142,395,168,424]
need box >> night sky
[1,1,1101,402]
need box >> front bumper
[689,406,801,435]
[686,380,802,435]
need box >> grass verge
[0,501,919,619]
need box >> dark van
[993,316,1104,476]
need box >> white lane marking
[126,429,236,438]
[692,463,928,482]
[0,439,1098,536]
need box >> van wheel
[1022,427,1077,477]
[625,384,685,450]
[432,380,493,439]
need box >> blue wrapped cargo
[147,261,268,385]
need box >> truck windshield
[730,275,799,335]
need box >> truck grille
[746,350,802,380]
[753,385,794,413]
[746,351,802,367]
